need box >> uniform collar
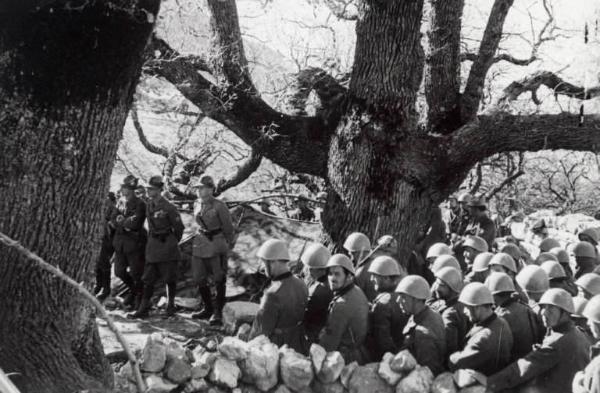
[334,282,355,297]
[477,312,497,327]
[413,306,431,324]
[272,271,292,281]
[498,293,518,308]
[551,319,574,334]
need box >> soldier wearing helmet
[424,242,453,284]
[487,289,591,393]
[249,239,308,353]
[572,295,600,393]
[575,273,600,300]
[319,254,369,363]
[539,237,561,253]
[500,242,526,269]
[579,228,599,247]
[396,275,447,375]
[549,246,575,279]
[449,283,513,376]
[464,252,493,284]
[449,192,472,236]
[488,252,528,302]
[464,196,496,250]
[573,242,598,280]
[536,251,559,265]
[485,272,544,360]
[541,260,577,296]
[344,232,377,302]
[572,297,594,342]
[365,256,408,361]
[462,235,488,273]
[516,265,550,314]
[301,243,333,344]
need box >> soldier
[250,239,308,353]
[366,256,408,362]
[301,243,333,345]
[572,296,594,342]
[319,254,369,363]
[431,267,469,357]
[430,255,462,275]
[129,176,184,318]
[111,175,147,309]
[486,289,591,393]
[572,295,600,393]
[539,237,561,253]
[134,185,147,202]
[579,228,599,248]
[191,176,234,325]
[396,275,447,376]
[343,232,377,302]
[549,246,576,279]
[464,251,493,284]
[464,196,496,250]
[462,235,488,273]
[576,273,600,300]
[541,260,578,296]
[449,283,513,376]
[449,192,471,236]
[94,192,118,301]
[424,243,453,284]
[485,272,544,360]
[531,219,549,242]
[516,265,550,313]
[574,242,598,279]
[500,242,525,269]
[536,251,559,265]
[488,252,528,302]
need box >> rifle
[290,239,309,276]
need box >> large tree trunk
[0,2,159,392]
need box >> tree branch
[130,104,169,158]
[287,67,347,117]
[485,152,524,199]
[215,149,263,196]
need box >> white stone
[183,378,209,393]
[280,346,314,392]
[240,336,280,392]
[210,357,241,389]
[145,374,178,393]
[317,351,345,384]
[432,372,457,393]
[340,361,358,389]
[377,353,403,386]
[141,333,167,373]
[396,366,434,393]
[237,323,252,342]
[165,356,192,384]
[389,350,417,373]
[165,338,187,361]
[348,363,393,393]
[222,301,261,333]
[219,336,249,361]
[310,344,327,375]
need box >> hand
[116,215,125,224]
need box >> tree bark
[0,1,159,392]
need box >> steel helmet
[435,267,463,293]
[573,297,588,318]
[579,228,599,244]
[458,192,472,204]
[368,256,401,277]
[343,232,371,252]
[540,261,566,280]
[485,272,516,294]
[575,273,600,296]
[459,282,494,306]
[431,255,461,274]
[488,253,517,273]
[535,252,559,265]
[301,243,331,269]
[326,254,355,275]
[539,238,561,253]
[573,242,596,259]
[257,239,290,261]
[516,265,549,294]
[472,252,494,273]
[549,247,570,264]
[463,236,489,253]
[539,288,575,314]
[500,243,522,262]
[395,275,431,300]
[426,243,452,259]
[583,294,600,323]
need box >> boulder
[183,378,209,393]
[118,362,136,383]
[280,346,314,392]
[312,380,346,393]
[432,372,457,393]
[240,336,279,392]
[237,323,252,342]
[210,357,241,389]
[165,356,192,384]
[233,389,242,393]
[219,336,249,361]
[145,374,178,393]
[196,351,218,369]
[141,333,167,373]
[458,386,486,393]
[377,353,403,386]
[239,383,263,393]
[274,385,293,393]
[317,351,344,384]
[191,362,212,379]
[453,370,486,389]
[223,301,261,333]
[348,363,393,393]
[396,366,434,393]
[310,344,327,374]
[389,350,417,373]
[206,340,218,352]
[340,362,358,389]
[165,338,187,361]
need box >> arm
[169,205,185,241]
[371,302,399,354]
[449,332,486,371]
[443,309,461,355]
[216,202,234,245]
[319,303,349,352]
[251,291,280,339]
[412,328,444,375]
[123,200,146,231]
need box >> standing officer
[464,196,496,250]
[111,175,147,309]
[573,295,600,393]
[486,289,591,393]
[301,243,333,345]
[191,176,234,325]
[95,192,118,301]
[129,176,184,319]
[319,254,369,364]
[250,239,308,353]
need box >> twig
[0,232,146,393]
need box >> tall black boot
[192,286,213,319]
[96,268,112,301]
[128,285,153,319]
[209,280,226,326]
[165,283,177,318]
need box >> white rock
[390,350,417,373]
[396,366,434,393]
[191,362,212,379]
[432,372,457,393]
[240,336,280,392]
[118,362,136,383]
[141,333,167,373]
[317,351,345,384]
[273,385,293,393]
[280,346,314,392]
[145,374,178,393]
[458,386,486,393]
[222,301,261,333]
[312,380,346,393]
[183,378,209,393]
[210,357,241,389]
[340,361,358,389]
[377,353,403,386]
[453,370,486,389]
[219,336,249,361]
[310,344,327,374]
[165,339,187,361]
[237,323,252,342]
[348,363,393,393]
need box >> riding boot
[192,286,214,319]
[165,282,177,317]
[96,268,112,301]
[128,285,153,319]
[209,280,226,326]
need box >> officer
[319,254,369,363]
[95,192,118,301]
[464,251,493,284]
[301,243,333,344]
[366,256,408,361]
[549,246,575,279]
[344,232,377,301]
[541,260,578,296]
[250,239,308,353]
[449,283,513,376]
[396,275,446,376]
[462,235,488,273]
[464,196,496,250]
[572,295,600,393]
[576,273,600,300]
[485,272,544,360]
[539,237,561,253]
[574,242,598,279]
[130,176,184,318]
[431,267,469,356]
[516,265,550,313]
[111,175,147,309]
[191,176,234,325]
[486,288,591,393]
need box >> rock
[312,380,346,393]
[239,336,280,392]
[223,301,261,333]
[390,350,417,373]
[219,336,249,361]
[196,351,218,369]
[183,378,209,393]
[340,362,358,389]
[141,333,167,373]
[237,323,252,342]
[118,362,136,383]
[432,372,457,393]
[458,386,486,393]
[310,344,327,374]
[165,339,187,361]
[206,340,218,352]
[377,353,403,386]
[317,351,344,384]
[396,366,434,393]
[280,346,314,392]
[165,356,192,384]
[348,363,393,393]
[210,357,241,389]
[191,362,212,379]
[239,384,262,393]
[145,374,178,393]
[453,370,486,389]
[274,385,293,393]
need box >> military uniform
[303,275,333,345]
[449,313,513,376]
[550,277,578,296]
[464,215,496,251]
[355,258,378,302]
[573,344,600,393]
[432,296,469,356]
[366,291,409,362]
[495,295,545,360]
[576,259,597,280]
[250,272,308,353]
[487,320,591,393]
[319,284,369,364]
[95,200,118,298]
[402,306,447,376]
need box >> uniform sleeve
[319,303,350,352]
[411,328,445,376]
[443,309,461,355]
[216,202,234,245]
[250,291,280,339]
[371,302,399,354]
[169,205,185,241]
[305,285,333,320]
[449,332,486,371]
[123,200,146,231]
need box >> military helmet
[434,267,463,293]
[549,247,570,264]
[257,239,290,261]
[539,288,575,314]
[575,273,600,296]
[539,238,561,253]
[488,252,517,274]
[326,254,355,275]
[147,175,164,189]
[431,255,461,274]
[426,243,452,259]
[343,232,371,252]
[500,243,522,262]
[535,252,559,265]
[485,272,516,295]
[540,261,566,280]
[573,241,596,259]
[368,256,401,277]
[457,192,472,203]
[395,275,430,300]
[583,294,600,323]
[459,282,494,306]
[472,252,494,273]
[463,236,489,253]
[573,297,589,318]
[579,228,599,244]
[194,175,216,189]
[301,243,331,269]
[516,265,549,294]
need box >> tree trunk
[0,2,159,392]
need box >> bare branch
[486,152,524,199]
[320,0,359,20]
[215,149,263,195]
[130,105,169,158]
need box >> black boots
[128,285,153,319]
[165,283,177,318]
[192,286,214,319]
[209,280,226,326]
